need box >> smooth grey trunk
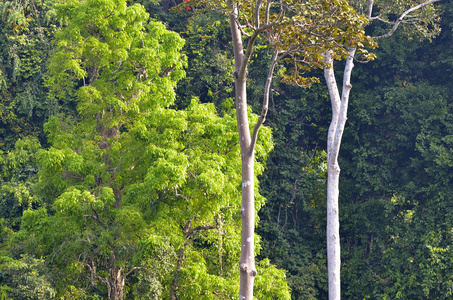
[321,2,440,299]
[230,10,256,299]
[324,49,355,300]
[229,4,277,299]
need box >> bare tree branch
[125,266,141,277]
[373,0,443,40]
[367,0,374,19]
[250,50,279,154]
[289,178,300,204]
[255,0,264,27]
[185,224,217,238]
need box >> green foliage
[0,0,449,299]
[175,12,235,110]
[5,0,283,298]
[0,137,41,230]
[0,0,60,150]
[256,1,449,298]
[338,80,453,298]
[0,255,56,299]
[23,96,276,297]
[0,137,41,183]
[46,0,186,116]
[257,86,330,299]
[254,259,291,300]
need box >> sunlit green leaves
[254,259,291,300]
[47,0,187,123]
[23,1,276,298]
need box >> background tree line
[0,0,452,299]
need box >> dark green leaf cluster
[0,0,60,150]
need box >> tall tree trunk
[324,48,356,300]
[230,9,257,300]
[229,2,279,297]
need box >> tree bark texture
[108,267,125,300]
[85,260,127,300]
[324,48,355,300]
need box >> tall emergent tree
[174,0,375,298]
[323,1,442,298]
[21,0,184,298]
[8,0,290,299]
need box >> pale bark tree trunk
[230,9,256,300]
[229,4,278,299]
[324,48,356,300]
[322,2,441,299]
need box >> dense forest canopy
[0,0,452,299]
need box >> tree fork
[324,48,355,300]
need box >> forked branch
[250,50,279,154]
[373,0,442,40]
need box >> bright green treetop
[9,0,287,298]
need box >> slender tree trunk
[230,8,257,300]
[229,2,279,297]
[324,48,356,300]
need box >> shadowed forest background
[0,0,452,299]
